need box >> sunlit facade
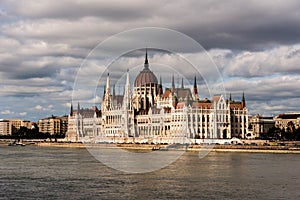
[66,51,248,143]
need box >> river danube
[0,145,299,199]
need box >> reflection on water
[0,145,300,199]
[87,146,185,173]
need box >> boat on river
[8,140,26,146]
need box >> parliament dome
[134,50,158,87]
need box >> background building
[274,113,300,130]
[249,114,275,138]
[66,106,100,142]
[38,115,68,135]
[0,119,32,135]
[0,120,12,135]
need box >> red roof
[230,103,243,110]
[163,89,172,98]
[277,114,300,119]
[176,102,186,109]
[192,102,212,109]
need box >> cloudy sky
[0,0,300,121]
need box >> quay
[2,139,300,153]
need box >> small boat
[166,143,188,150]
[16,141,26,146]
[158,147,169,151]
[152,146,169,151]
[8,140,17,146]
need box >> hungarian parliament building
[66,51,249,144]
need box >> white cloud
[1,110,14,115]
[212,44,300,78]
[19,112,27,116]
[33,105,55,111]
[223,75,300,116]
[63,102,71,108]
[34,105,43,110]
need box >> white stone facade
[66,52,248,143]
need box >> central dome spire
[144,48,149,69]
[134,48,158,87]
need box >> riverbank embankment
[2,139,300,153]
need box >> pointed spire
[145,48,148,64]
[193,76,198,95]
[70,103,73,116]
[123,69,131,110]
[171,75,175,94]
[229,93,232,101]
[122,69,131,137]
[181,78,184,89]
[144,48,149,69]
[106,73,110,94]
[102,73,111,111]
[193,76,199,100]
[242,91,246,108]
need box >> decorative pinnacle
[193,76,198,95]
[144,48,149,69]
[145,48,148,65]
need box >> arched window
[141,98,144,109]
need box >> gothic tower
[102,73,112,111]
[193,76,199,100]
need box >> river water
[0,145,300,200]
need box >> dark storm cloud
[180,0,300,50]
[0,55,80,81]
[7,92,40,98]
[2,0,156,21]
[1,0,300,119]
[2,0,300,51]
[11,65,57,79]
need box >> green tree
[15,126,28,139]
[295,127,300,141]
[286,121,295,140]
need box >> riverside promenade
[18,141,300,153]
[2,139,300,153]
